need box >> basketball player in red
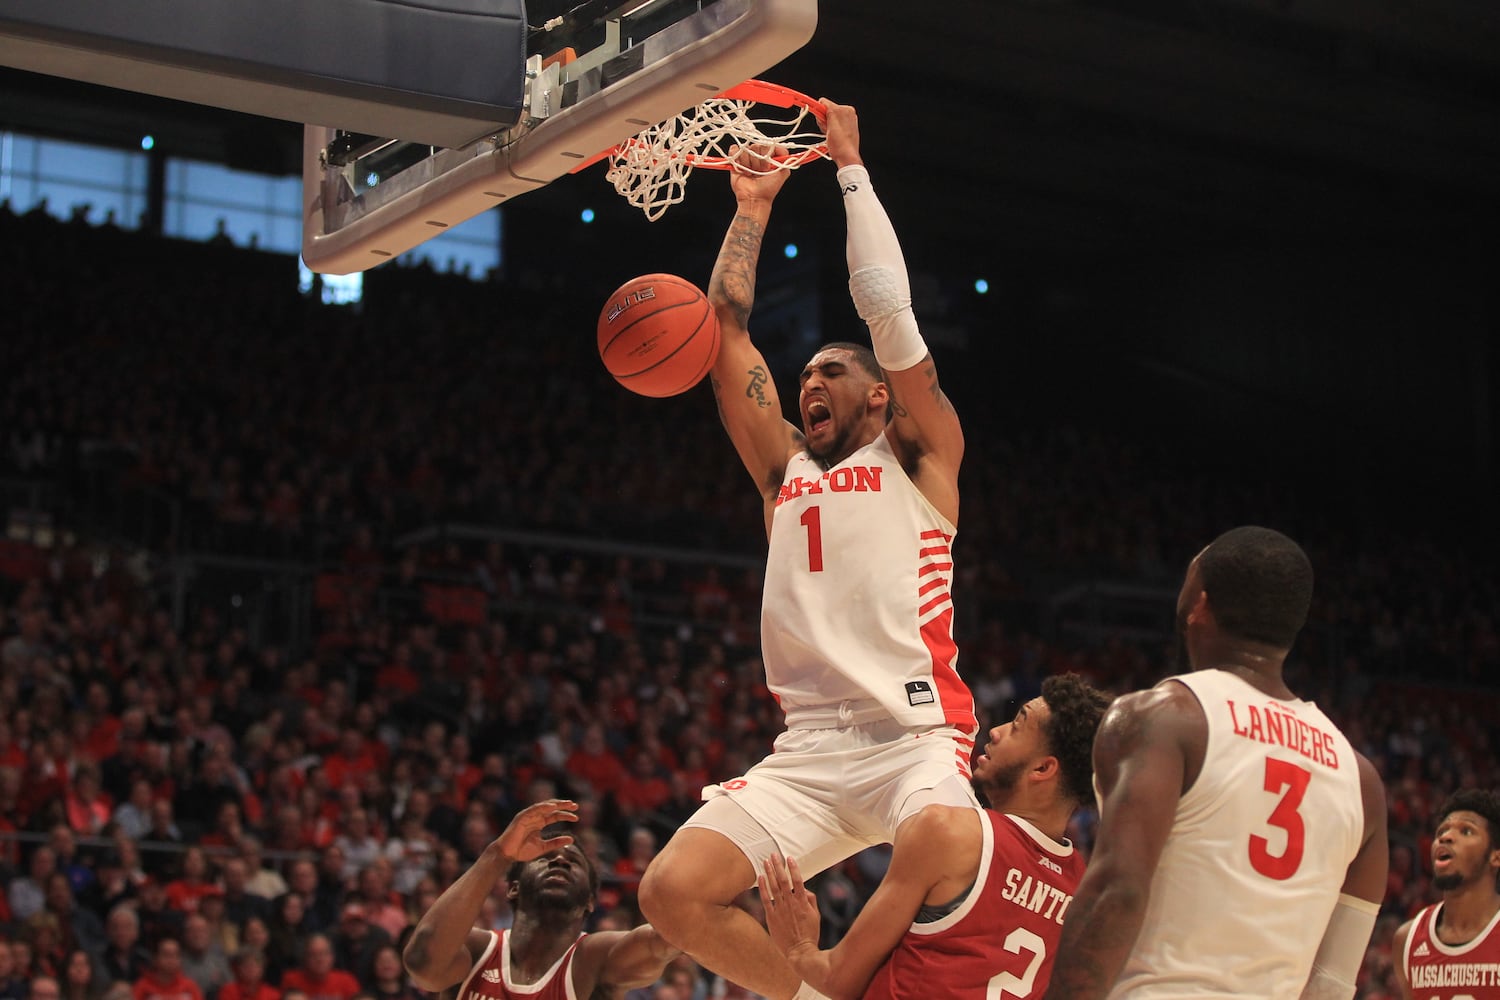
[759,673,1111,999]
[1393,789,1500,1000]
[638,100,980,1000]
[1041,526,1389,999]
[403,800,677,1000]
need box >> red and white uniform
[456,930,583,1000]
[1110,669,1364,998]
[1401,902,1500,999]
[867,810,1083,1000]
[762,433,976,731]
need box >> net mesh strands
[605,83,828,221]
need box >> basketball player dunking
[638,101,981,1000]
[1393,789,1500,1000]
[1042,527,1389,1000]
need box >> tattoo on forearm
[709,214,766,329]
[745,366,772,408]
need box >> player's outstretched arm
[823,99,963,522]
[708,145,804,523]
[1299,753,1387,1000]
[760,807,969,1000]
[403,800,579,991]
[1389,916,1417,1000]
[576,924,681,991]
[1041,686,1200,1000]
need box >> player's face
[973,697,1051,802]
[798,348,878,462]
[1432,809,1499,892]
[513,845,595,912]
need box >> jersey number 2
[1249,757,1311,880]
[987,927,1045,998]
[800,506,823,572]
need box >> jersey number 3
[1249,757,1311,880]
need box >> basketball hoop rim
[575,79,828,173]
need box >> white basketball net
[605,92,828,222]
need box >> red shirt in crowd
[281,969,361,1000]
[133,972,204,1000]
[220,984,280,1000]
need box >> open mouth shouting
[805,398,831,437]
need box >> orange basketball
[597,274,721,397]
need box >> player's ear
[1186,588,1212,627]
[1033,755,1059,784]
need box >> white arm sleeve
[1298,894,1380,1000]
[838,164,929,372]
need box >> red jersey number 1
[800,505,824,572]
[1249,757,1311,880]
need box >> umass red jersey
[865,810,1084,1000]
[1402,902,1500,999]
[456,929,584,1000]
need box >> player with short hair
[637,99,981,1000]
[403,800,677,1000]
[1042,526,1389,1000]
[1393,788,1500,1000]
[760,673,1111,999]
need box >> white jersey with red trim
[1402,901,1500,1000]
[1109,669,1364,999]
[761,432,976,730]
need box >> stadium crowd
[1,201,1497,1000]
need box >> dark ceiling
[2,0,1499,264]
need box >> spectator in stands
[281,863,329,934]
[329,904,389,989]
[218,860,269,933]
[165,850,218,916]
[43,873,106,958]
[234,925,276,988]
[101,906,152,985]
[0,942,21,1000]
[381,813,435,898]
[131,879,182,953]
[264,896,310,978]
[59,949,105,1000]
[349,866,405,943]
[234,840,285,902]
[217,950,277,1000]
[331,812,380,882]
[179,915,231,1000]
[47,829,95,903]
[363,947,417,1000]
[64,768,112,836]
[24,913,67,979]
[8,846,55,923]
[29,976,62,1000]
[279,935,359,1000]
[131,938,201,1000]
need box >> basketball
[597,274,721,397]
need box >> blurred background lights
[783,243,798,259]
[974,278,990,294]
[581,208,595,223]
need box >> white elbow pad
[839,165,928,372]
[1299,894,1379,1000]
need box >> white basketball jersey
[1109,669,1365,999]
[760,432,976,730]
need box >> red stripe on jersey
[918,545,951,558]
[918,591,952,616]
[918,529,948,540]
[917,577,946,597]
[919,607,976,730]
[917,561,954,576]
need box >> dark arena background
[1,2,1498,998]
